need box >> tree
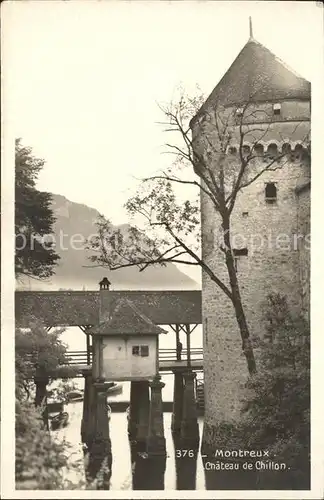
[200,294,310,488]
[15,398,68,489]
[86,91,310,375]
[15,318,76,426]
[15,319,77,488]
[241,294,310,487]
[15,138,60,280]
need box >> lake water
[50,327,298,490]
[53,401,207,490]
[51,325,207,490]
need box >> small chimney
[99,277,111,291]
[99,277,112,323]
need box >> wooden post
[86,333,91,365]
[87,381,112,489]
[128,381,142,439]
[136,381,150,450]
[185,324,191,368]
[146,375,166,457]
[81,371,93,447]
[180,370,199,442]
[175,324,181,361]
[92,336,101,380]
[171,370,184,434]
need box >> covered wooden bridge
[15,284,204,469]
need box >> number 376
[175,449,195,458]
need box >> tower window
[265,182,277,203]
[273,103,281,115]
[233,248,248,272]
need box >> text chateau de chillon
[15,26,310,458]
[192,28,310,449]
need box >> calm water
[52,400,206,490]
[53,326,301,490]
[52,325,206,489]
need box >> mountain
[16,194,199,291]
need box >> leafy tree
[87,91,310,374]
[243,293,309,442]
[15,398,68,489]
[15,318,76,431]
[15,320,81,489]
[202,294,310,488]
[15,138,59,279]
[242,294,310,487]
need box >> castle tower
[190,24,310,449]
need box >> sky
[4,0,321,225]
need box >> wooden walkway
[59,348,204,376]
[66,347,203,366]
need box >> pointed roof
[91,298,167,335]
[192,37,310,124]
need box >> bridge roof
[15,290,202,327]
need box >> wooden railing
[65,347,204,366]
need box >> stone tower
[190,26,311,450]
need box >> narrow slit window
[233,248,248,271]
[265,182,277,203]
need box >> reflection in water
[202,456,260,490]
[54,402,207,490]
[130,442,166,490]
[84,443,112,490]
[173,436,199,490]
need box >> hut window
[132,345,149,357]
[265,182,277,203]
[273,103,281,115]
[140,345,149,357]
[132,345,139,356]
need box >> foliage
[208,294,310,487]
[242,294,310,446]
[14,320,86,489]
[15,398,69,489]
[15,319,69,399]
[15,138,60,279]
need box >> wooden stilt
[81,371,93,447]
[171,370,184,434]
[146,375,166,457]
[136,381,150,450]
[128,381,142,439]
[87,381,112,489]
[180,370,199,442]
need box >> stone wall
[296,183,311,321]
[194,100,311,448]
